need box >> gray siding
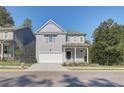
[36,34,66,61]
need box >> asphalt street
[0,71,124,87]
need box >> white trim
[0,43,3,60]
[36,19,67,33]
[63,46,88,48]
[87,47,89,63]
[74,47,76,62]
[39,51,62,54]
[63,47,65,62]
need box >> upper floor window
[74,36,76,42]
[4,32,8,39]
[47,35,55,43]
[80,37,83,42]
[67,36,70,42]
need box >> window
[48,35,52,43]
[80,37,83,42]
[3,42,12,54]
[47,35,55,43]
[80,49,84,56]
[4,45,8,53]
[74,36,76,42]
[4,32,8,39]
[67,36,70,42]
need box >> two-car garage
[38,52,63,64]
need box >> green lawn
[0,61,33,66]
[67,67,124,69]
[63,62,124,70]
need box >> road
[0,71,124,87]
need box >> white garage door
[39,52,63,63]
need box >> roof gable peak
[36,19,67,33]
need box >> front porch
[0,41,14,60]
[63,43,89,63]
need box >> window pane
[74,36,76,42]
[48,35,55,43]
[4,32,8,39]
[4,45,7,53]
[53,36,55,43]
[67,36,70,42]
[49,36,52,42]
[80,37,83,42]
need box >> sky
[6,6,124,42]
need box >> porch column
[12,41,14,60]
[1,42,3,60]
[86,47,89,63]
[63,47,66,62]
[74,47,76,62]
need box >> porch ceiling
[62,43,89,47]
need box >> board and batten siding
[36,34,66,62]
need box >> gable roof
[0,26,31,32]
[36,19,67,34]
[14,26,35,46]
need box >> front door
[66,51,71,60]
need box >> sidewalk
[25,63,70,71]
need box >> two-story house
[0,26,35,62]
[35,20,89,64]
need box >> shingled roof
[0,26,30,32]
[63,43,89,47]
[67,31,86,36]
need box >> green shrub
[24,57,37,63]
[62,62,91,67]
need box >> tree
[85,40,91,44]
[91,18,124,65]
[0,6,14,27]
[22,18,32,27]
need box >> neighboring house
[35,20,89,64]
[0,26,35,62]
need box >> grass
[0,68,23,72]
[63,62,124,70]
[66,65,124,71]
[67,66,124,70]
[0,61,33,71]
[0,61,33,66]
[63,62,124,67]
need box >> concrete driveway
[0,71,124,87]
[26,63,69,71]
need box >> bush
[62,62,100,67]
[88,63,100,67]
[23,57,37,63]
[62,62,90,67]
